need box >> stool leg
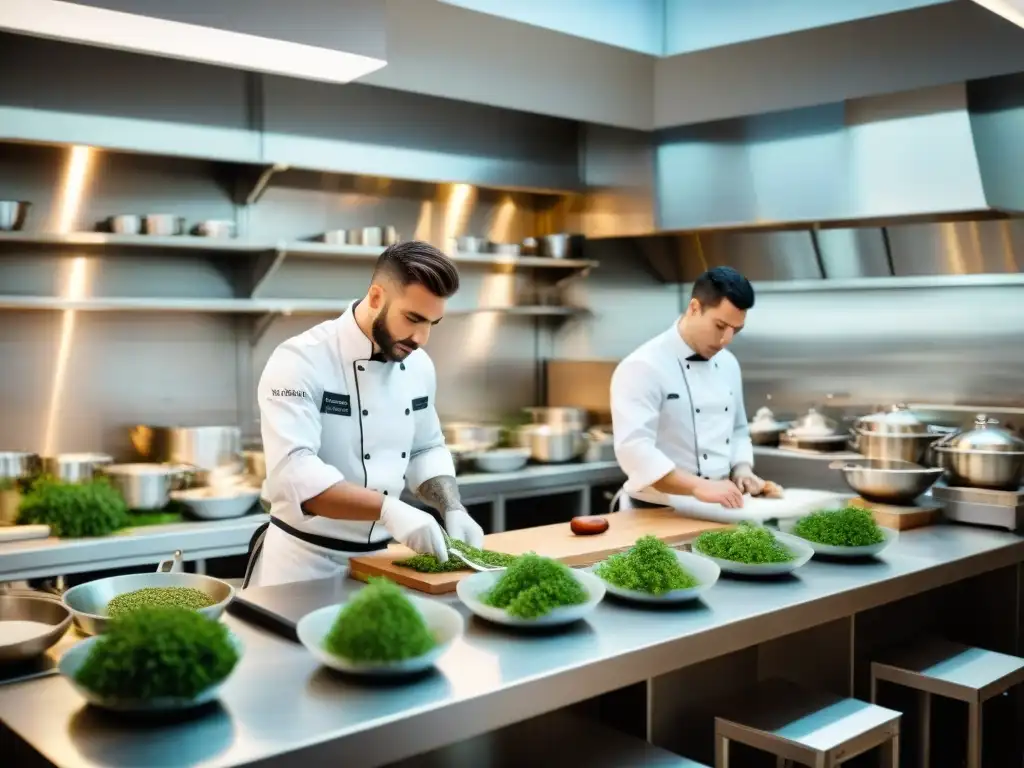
[918,690,931,768]
[967,700,982,768]
[881,733,899,768]
[714,734,729,767]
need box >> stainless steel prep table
[2,525,1022,768]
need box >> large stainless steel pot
[517,424,585,463]
[749,406,791,447]
[830,459,944,505]
[143,214,185,236]
[0,451,40,480]
[442,423,501,451]
[523,407,589,431]
[850,405,941,464]
[40,453,113,483]
[538,233,583,259]
[0,595,71,663]
[130,426,242,474]
[933,414,1024,490]
[100,463,190,510]
[0,200,30,231]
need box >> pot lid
[857,404,929,435]
[788,408,839,437]
[941,414,1024,453]
[749,406,788,432]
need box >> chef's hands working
[731,464,766,496]
[443,507,485,548]
[690,465,767,509]
[380,497,449,562]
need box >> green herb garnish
[395,538,519,573]
[107,586,216,617]
[323,578,436,662]
[793,506,884,547]
[596,536,699,595]
[481,553,588,619]
[18,476,129,537]
[695,522,795,564]
[75,606,238,700]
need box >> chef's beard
[371,302,418,362]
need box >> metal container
[347,227,383,247]
[383,226,400,246]
[749,407,791,447]
[143,214,185,236]
[780,407,850,452]
[454,235,487,253]
[521,237,538,255]
[830,459,944,505]
[194,220,236,239]
[0,451,40,480]
[583,427,615,462]
[0,595,72,663]
[517,424,585,463]
[523,407,589,431]
[130,425,242,473]
[490,242,521,256]
[243,450,266,482]
[0,200,30,231]
[100,463,189,510]
[850,405,941,464]
[321,229,346,245]
[40,453,113,483]
[442,423,501,451]
[107,214,141,235]
[933,414,1024,490]
[538,233,583,260]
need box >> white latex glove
[380,497,448,562]
[444,507,485,549]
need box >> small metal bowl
[62,572,235,636]
[0,595,72,663]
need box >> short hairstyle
[372,241,460,298]
[691,266,755,311]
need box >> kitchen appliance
[932,414,1024,490]
[517,424,585,463]
[40,453,113,483]
[0,595,71,664]
[779,408,850,452]
[130,425,243,476]
[830,459,943,505]
[931,483,1024,531]
[106,214,141,235]
[143,214,185,236]
[0,201,30,231]
[538,233,584,260]
[850,405,942,464]
[749,406,791,446]
[194,220,235,238]
[99,463,190,509]
[0,451,40,480]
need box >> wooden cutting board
[348,508,725,594]
[852,497,941,531]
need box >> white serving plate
[593,549,721,604]
[457,568,605,627]
[692,531,814,576]
[170,486,261,520]
[59,632,242,712]
[778,518,898,558]
[297,596,463,676]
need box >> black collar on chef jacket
[685,353,708,362]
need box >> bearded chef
[243,241,484,588]
[611,266,764,513]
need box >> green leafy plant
[18,476,129,537]
[596,536,699,595]
[323,578,436,662]
[482,553,588,619]
[75,606,239,700]
[0,477,15,492]
[395,538,518,573]
[107,587,215,617]
[695,522,794,564]
[794,506,884,547]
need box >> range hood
[654,73,1024,232]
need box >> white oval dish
[593,549,721,604]
[457,567,605,627]
[59,632,242,712]
[170,486,261,520]
[778,518,898,558]
[692,531,814,576]
[297,597,463,676]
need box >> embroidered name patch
[411,396,429,412]
[321,391,351,416]
[666,393,680,400]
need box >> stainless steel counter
[2,524,1021,768]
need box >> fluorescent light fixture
[969,0,1024,29]
[0,0,386,85]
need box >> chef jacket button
[383,490,388,495]
[400,363,406,371]
[726,438,730,444]
[357,365,365,371]
[364,453,371,460]
[405,408,410,415]
[696,408,701,413]
[686,364,690,369]
[725,407,729,412]
[362,409,368,416]
[703,453,708,460]
[401,451,407,458]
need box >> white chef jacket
[610,322,754,504]
[257,305,455,548]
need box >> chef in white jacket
[243,241,484,588]
[611,266,764,512]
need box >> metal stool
[715,679,901,767]
[871,637,1024,768]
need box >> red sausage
[570,516,609,535]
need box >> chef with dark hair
[244,241,484,588]
[611,266,764,513]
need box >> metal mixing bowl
[830,459,944,504]
[62,572,235,635]
[0,595,72,663]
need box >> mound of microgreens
[481,553,587,619]
[794,506,884,547]
[323,578,436,662]
[395,538,518,573]
[595,536,699,595]
[75,606,238,700]
[18,476,129,537]
[695,522,794,564]
[107,586,216,617]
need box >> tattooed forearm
[416,476,465,513]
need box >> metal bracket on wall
[237,163,289,206]
[552,265,592,289]
[250,313,279,346]
[250,247,288,298]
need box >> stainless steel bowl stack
[830,458,944,505]
[850,405,942,465]
[932,414,1024,490]
[40,453,113,483]
[518,407,588,463]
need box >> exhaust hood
[655,74,1024,232]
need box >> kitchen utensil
[143,214,185,236]
[383,226,400,246]
[517,424,585,463]
[40,453,113,483]
[321,229,346,245]
[472,448,530,474]
[347,227,382,247]
[749,406,792,446]
[454,235,487,253]
[829,459,943,504]
[442,423,502,451]
[0,451,40,480]
[489,242,520,256]
[457,568,605,627]
[0,595,71,663]
[932,414,1024,490]
[850,405,941,464]
[538,233,583,260]
[194,220,236,239]
[521,237,538,255]
[593,549,720,604]
[349,508,725,594]
[523,406,589,430]
[170,485,260,520]
[59,632,242,712]
[777,517,898,558]
[130,425,243,474]
[106,214,141,235]
[0,201,30,231]
[99,463,190,510]
[692,531,814,576]
[62,569,235,636]
[583,427,615,462]
[445,547,502,572]
[296,598,462,676]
